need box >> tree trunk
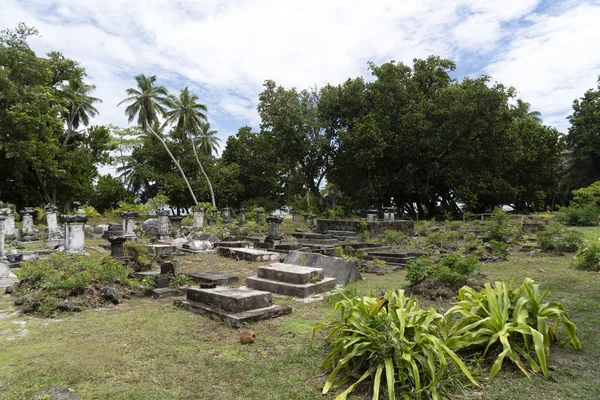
[190,136,216,208]
[148,126,199,205]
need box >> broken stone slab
[284,251,362,285]
[256,263,324,285]
[218,247,280,262]
[246,275,336,298]
[186,271,239,286]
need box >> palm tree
[163,88,217,208]
[196,122,221,156]
[118,74,198,205]
[60,79,102,145]
[512,99,543,123]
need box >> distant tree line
[2,23,600,217]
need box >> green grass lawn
[1,252,599,399]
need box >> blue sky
[3,0,600,171]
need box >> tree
[163,88,216,207]
[118,75,199,205]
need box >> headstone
[366,207,379,222]
[255,208,264,223]
[221,207,231,224]
[45,204,64,249]
[191,206,205,228]
[239,207,247,225]
[157,210,170,237]
[62,214,88,252]
[121,211,139,238]
[108,235,127,259]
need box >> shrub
[444,278,581,380]
[406,256,434,285]
[573,239,600,271]
[313,290,479,400]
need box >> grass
[2,237,600,398]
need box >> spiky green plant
[313,290,479,400]
[444,278,581,379]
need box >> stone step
[292,232,334,240]
[180,299,291,328]
[186,287,273,313]
[246,275,337,298]
[257,263,324,285]
[218,247,279,262]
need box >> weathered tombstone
[63,214,88,252]
[157,210,170,238]
[20,207,37,240]
[382,206,395,222]
[366,207,379,222]
[221,207,231,224]
[169,215,184,233]
[239,207,247,225]
[121,211,139,238]
[108,235,127,259]
[264,216,284,247]
[191,206,205,228]
[303,213,309,224]
[255,208,264,223]
[291,211,300,222]
[45,204,64,248]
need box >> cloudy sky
[2,0,600,152]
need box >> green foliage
[406,257,434,285]
[573,238,600,271]
[169,275,193,288]
[445,278,582,379]
[313,290,479,400]
[536,225,583,253]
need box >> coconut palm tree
[118,74,198,205]
[163,88,217,208]
[196,122,221,156]
[60,78,102,146]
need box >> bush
[573,239,600,271]
[313,290,479,400]
[445,278,582,379]
[557,203,599,226]
[406,256,434,285]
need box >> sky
[2,0,600,167]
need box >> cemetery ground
[1,226,600,399]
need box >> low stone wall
[316,219,414,236]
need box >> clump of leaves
[573,238,600,271]
[444,278,582,379]
[313,290,479,400]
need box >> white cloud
[0,0,596,137]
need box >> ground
[1,227,600,399]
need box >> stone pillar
[291,211,300,222]
[169,216,184,234]
[45,204,64,249]
[382,207,395,222]
[121,211,139,238]
[20,207,35,237]
[239,208,247,225]
[63,214,88,252]
[254,208,264,223]
[303,213,309,224]
[265,216,283,247]
[366,207,379,222]
[191,206,205,228]
[108,235,127,260]
[158,210,170,237]
[221,207,231,224]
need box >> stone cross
[239,207,247,225]
[20,207,35,236]
[221,207,231,224]
[157,210,170,237]
[63,214,88,252]
[121,211,139,238]
[254,208,264,223]
[366,207,379,222]
[191,206,205,228]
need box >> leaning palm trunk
[190,136,216,208]
[147,125,199,205]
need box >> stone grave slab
[284,251,362,284]
[186,271,239,286]
[218,247,279,262]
